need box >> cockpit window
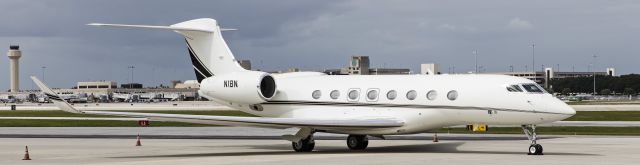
[506,85,523,92]
[522,84,545,93]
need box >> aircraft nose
[553,97,576,116]
[561,103,576,115]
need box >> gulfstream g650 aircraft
[33,18,575,155]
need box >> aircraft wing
[80,111,403,129]
[30,76,404,129]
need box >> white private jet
[33,18,575,155]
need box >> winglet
[31,76,83,114]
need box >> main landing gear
[522,124,543,155]
[347,135,368,150]
[287,128,371,152]
[292,135,315,152]
[292,134,370,152]
[289,128,316,152]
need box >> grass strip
[564,111,640,121]
[438,126,640,136]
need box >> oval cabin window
[447,90,458,100]
[426,90,437,100]
[367,90,378,100]
[348,90,359,100]
[387,90,397,100]
[330,90,340,100]
[312,90,322,99]
[406,90,417,100]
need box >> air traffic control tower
[7,45,22,92]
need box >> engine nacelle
[199,71,277,104]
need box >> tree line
[549,74,639,95]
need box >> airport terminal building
[486,67,616,88]
[324,56,411,75]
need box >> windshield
[506,85,523,92]
[521,84,545,93]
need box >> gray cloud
[507,18,533,30]
[1,0,639,89]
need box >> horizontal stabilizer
[87,23,236,33]
[88,18,247,79]
[31,76,83,114]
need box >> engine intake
[260,75,276,99]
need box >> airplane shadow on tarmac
[111,142,599,158]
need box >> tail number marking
[224,80,238,88]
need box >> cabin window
[312,90,322,99]
[406,90,417,100]
[522,84,545,93]
[366,89,379,101]
[387,90,397,100]
[330,90,340,100]
[348,89,360,101]
[447,90,458,100]
[426,90,437,100]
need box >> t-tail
[88,18,246,82]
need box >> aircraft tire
[528,144,543,155]
[347,135,368,150]
[292,136,315,152]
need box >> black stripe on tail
[44,93,64,102]
[185,39,214,82]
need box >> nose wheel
[522,125,543,155]
[528,144,543,155]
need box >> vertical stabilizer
[170,18,246,82]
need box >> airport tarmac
[0,127,541,140]
[0,136,638,165]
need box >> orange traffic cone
[22,146,31,160]
[135,134,142,146]
[433,133,439,142]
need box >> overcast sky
[1,0,639,89]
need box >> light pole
[592,54,597,95]
[473,50,478,74]
[128,66,135,88]
[530,43,536,83]
[41,66,46,82]
[151,67,156,88]
[530,43,535,72]
[542,64,547,88]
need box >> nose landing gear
[522,125,543,155]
